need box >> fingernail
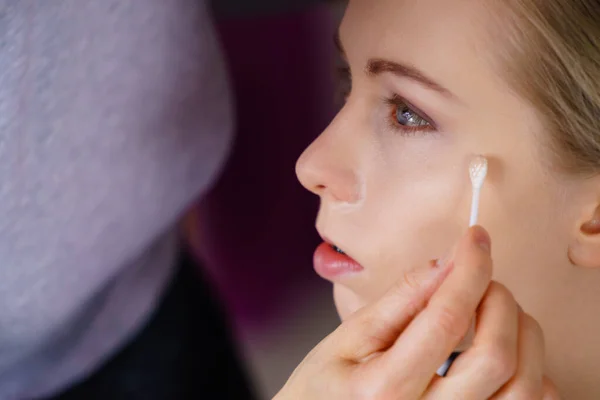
[472,226,491,252]
[432,249,454,271]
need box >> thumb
[332,255,455,362]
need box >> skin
[277,228,560,399]
[294,0,600,398]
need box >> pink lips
[313,242,364,280]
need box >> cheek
[479,160,574,311]
[355,138,475,299]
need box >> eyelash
[335,64,437,136]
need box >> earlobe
[568,205,600,268]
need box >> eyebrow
[366,59,455,99]
[334,32,457,100]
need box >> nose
[296,114,362,204]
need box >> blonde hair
[494,0,600,174]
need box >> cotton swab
[468,155,488,227]
[437,156,489,378]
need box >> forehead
[341,0,501,99]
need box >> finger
[491,311,545,399]
[376,226,494,397]
[542,376,562,400]
[333,257,454,361]
[424,282,519,399]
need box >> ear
[569,201,600,269]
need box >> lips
[313,241,364,280]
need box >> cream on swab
[468,155,488,227]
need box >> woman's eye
[385,95,436,134]
[396,105,430,127]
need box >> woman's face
[297,0,598,386]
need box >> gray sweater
[0,0,232,398]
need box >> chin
[333,284,367,321]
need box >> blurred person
[0,0,255,398]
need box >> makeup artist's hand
[274,226,561,400]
